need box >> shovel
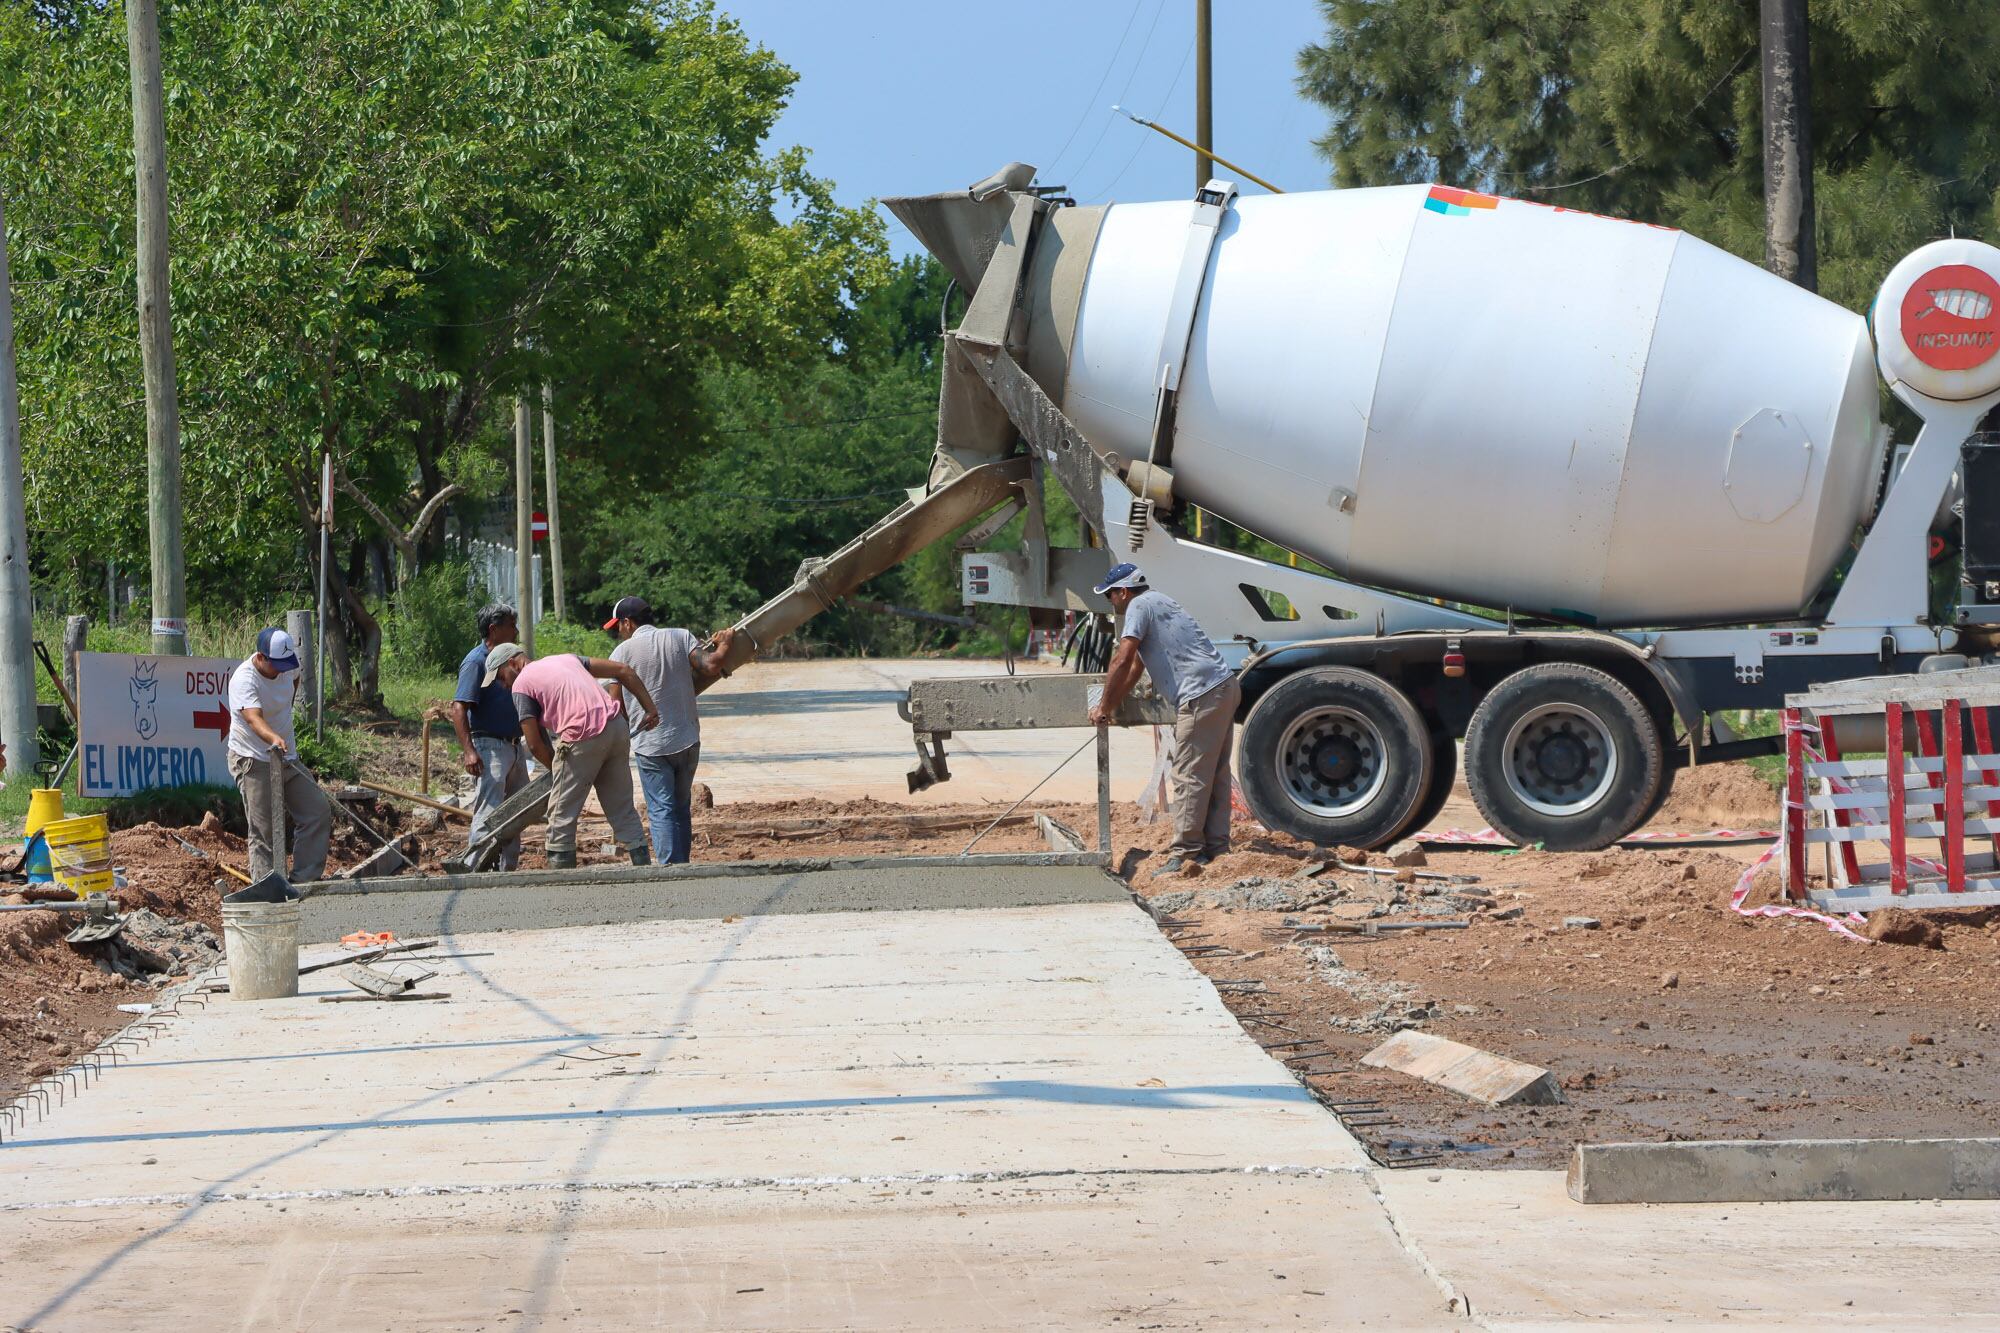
[284,754,410,875]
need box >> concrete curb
[1568,1137,2000,1204]
[293,856,1128,943]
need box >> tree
[2,0,884,697]
[1297,0,2000,312]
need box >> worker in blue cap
[225,626,330,884]
[1086,563,1241,876]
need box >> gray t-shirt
[1121,590,1231,708]
[610,625,700,758]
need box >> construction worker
[1086,563,1241,876]
[451,603,527,871]
[484,642,658,870]
[603,595,736,864]
[225,627,331,884]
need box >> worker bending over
[604,596,736,864]
[1086,564,1241,877]
[451,603,527,870]
[484,643,658,870]
[225,627,331,884]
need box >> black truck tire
[1237,667,1432,850]
[1463,663,1663,852]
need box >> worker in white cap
[1087,563,1241,876]
[225,626,330,883]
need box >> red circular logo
[1900,263,2000,371]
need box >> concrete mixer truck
[702,163,2000,854]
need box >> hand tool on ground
[355,779,472,821]
[170,832,252,884]
[284,754,409,873]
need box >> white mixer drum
[1063,184,1886,627]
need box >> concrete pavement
[697,657,1162,805]
[6,868,1998,1328]
[0,883,1455,1330]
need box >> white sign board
[77,652,242,797]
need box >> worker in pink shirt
[483,642,658,869]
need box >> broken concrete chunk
[1564,916,1602,930]
[1384,839,1427,868]
[1363,1030,1563,1106]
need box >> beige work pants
[1168,676,1241,860]
[546,714,648,857]
[228,750,331,883]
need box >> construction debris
[1362,1030,1563,1106]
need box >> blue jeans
[635,743,700,864]
[468,736,527,870]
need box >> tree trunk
[1760,0,1816,290]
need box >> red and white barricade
[1783,678,2000,913]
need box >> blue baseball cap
[257,627,301,673]
[1092,562,1147,595]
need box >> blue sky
[717,1,1335,258]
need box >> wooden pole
[0,186,36,776]
[63,616,89,709]
[285,608,313,720]
[541,385,564,623]
[1193,0,1214,192]
[514,397,534,653]
[125,0,187,655]
[1760,0,1816,290]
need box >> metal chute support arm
[697,456,1032,690]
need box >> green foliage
[2,0,886,685]
[1297,0,2000,308]
[530,619,613,661]
[295,725,359,784]
[383,561,476,679]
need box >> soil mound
[1654,761,1779,831]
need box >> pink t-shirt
[510,654,618,743]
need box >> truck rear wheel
[1463,664,1662,851]
[1238,668,1432,850]
[1399,727,1459,844]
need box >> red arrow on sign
[193,705,230,741]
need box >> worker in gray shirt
[1087,563,1241,876]
[604,596,736,863]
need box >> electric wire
[1041,0,1150,183]
[1063,0,1170,191]
[1087,37,1197,203]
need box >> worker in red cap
[604,596,736,863]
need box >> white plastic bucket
[222,900,301,1001]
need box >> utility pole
[1193,0,1214,191]
[514,397,535,653]
[126,0,187,654]
[1760,0,1816,290]
[0,188,39,776]
[541,384,565,622]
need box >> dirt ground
[8,758,1999,1169]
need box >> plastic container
[43,813,112,899]
[22,788,62,884]
[222,899,301,1001]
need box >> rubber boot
[546,850,576,871]
[629,845,651,867]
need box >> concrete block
[1361,1031,1562,1106]
[1568,1137,2000,1205]
[1385,839,1427,867]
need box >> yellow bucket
[24,788,63,837]
[44,814,113,899]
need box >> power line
[1042,0,1149,184]
[1063,0,1169,191]
[1087,37,1197,203]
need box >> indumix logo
[1899,263,2000,371]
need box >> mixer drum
[1061,184,1887,627]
